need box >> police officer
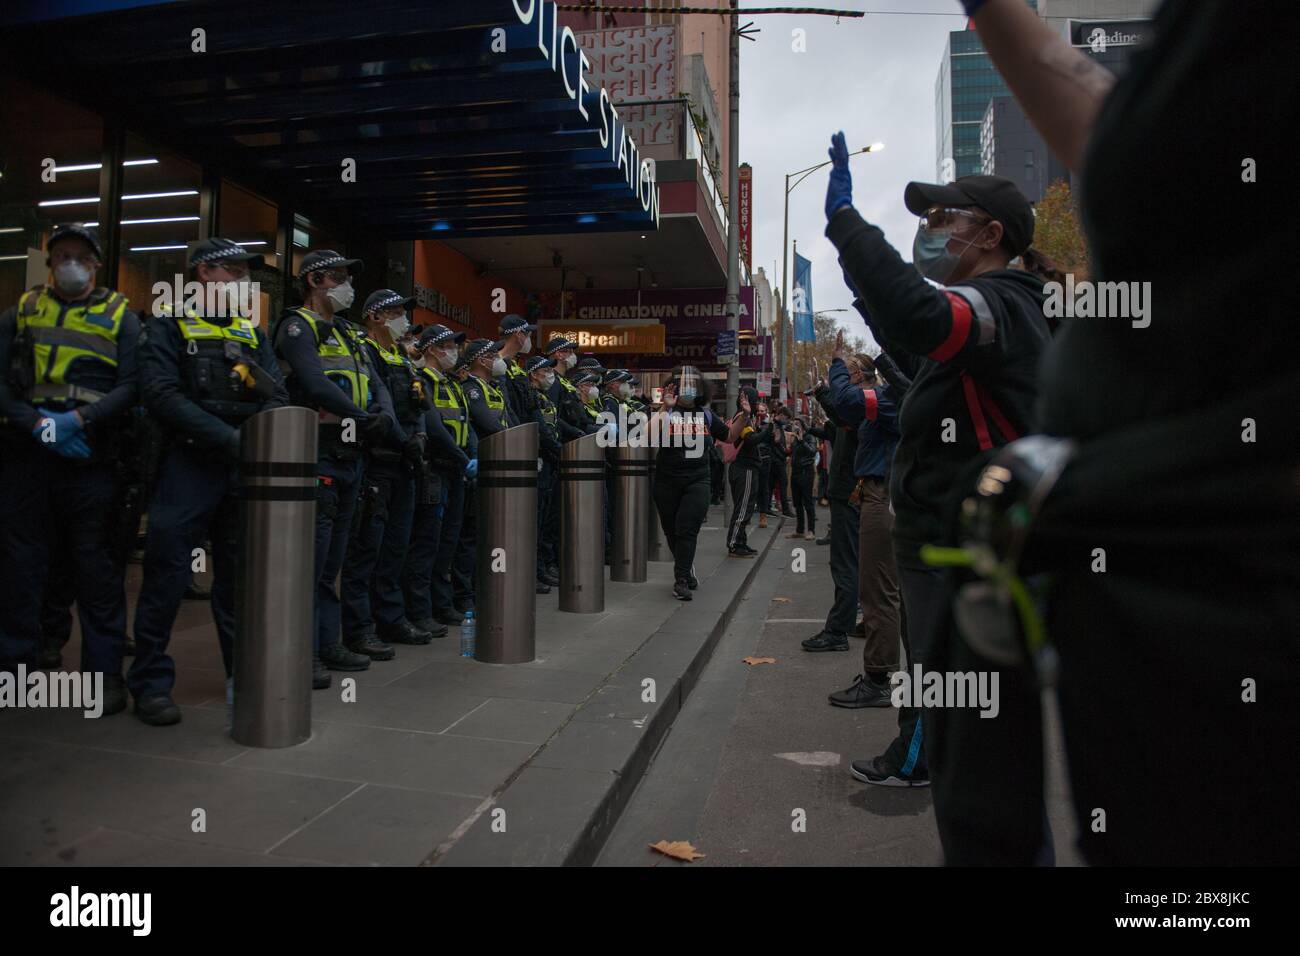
[461,338,515,437]
[129,238,287,725]
[403,323,474,632]
[543,336,593,436]
[495,314,538,425]
[274,249,389,687]
[0,224,138,715]
[341,290,433,655]
[524,354,565,592]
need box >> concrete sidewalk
[0,503,780,867]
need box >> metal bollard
[558,431,606,612]
[610,441,650,582]
[233,406,318,748]
[646,448,669,562]
[475,422,538,663]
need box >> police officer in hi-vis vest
[274,249,392,688]
[495,313,538,426]
[524,354,565,592]
[406,324,477,628]
[340,289,433,655]
[0,224,138,713]
[129,238,288,725]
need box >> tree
[788,311,874,398]
[1033,179,1089,279]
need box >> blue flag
[793,251,814,343]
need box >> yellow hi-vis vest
[287,307,370,408]
[476,374,510,430]
[421,366,469,448]
[170,308,266,418]
[16,285,128,404]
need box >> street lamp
[780,142,884,403]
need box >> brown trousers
[857,477,902,674]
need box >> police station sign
[511,0,660,227]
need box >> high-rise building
[936,0,1158,183]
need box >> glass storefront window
[115,133,201,316]
[219,181,280,326]
[0,76,103,307]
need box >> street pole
[780,172,790,406]
[724,0,740,423]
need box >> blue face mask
[912,225,980,284]
[679,386,697,404]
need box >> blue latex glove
[57,433,92,460]
[825,131,853,221]
[464,458,478,479]
[33,408,84,451]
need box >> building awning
[0,0,659,240]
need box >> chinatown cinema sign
[511,0,661,227]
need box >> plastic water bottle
[460,610,476,658]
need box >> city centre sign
[511,0,661,227]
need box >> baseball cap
[416,323,466,351]
[498,314,537,334]
[903,175,1034,257]
[298,249,363,278]
[361,288,414,316]
[48,223,103,260]
[188,237,264,270]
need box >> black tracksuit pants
[726,461,760,551]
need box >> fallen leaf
[771,596,792,603]
[649,840,705,862]
[743,656,777,665]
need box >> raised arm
[967,0,1116,172]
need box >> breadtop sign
[510,0,660,227]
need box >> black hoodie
[827,206,1051,561]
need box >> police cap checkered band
[543,336,576,355]
[362,289,414,315]
[188,237,264,269]
[463,338,498,364]
[523,355,555,374]
[298,250,363,277]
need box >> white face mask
[519,333,533,354]
[325,280,354,311]
[491,357,507,377]
[563,353,577,371]
[581,387,595,403]
[436,348,457,370]
[618,382,632,399]
[412,356,426,368]
[53,260,93,297]
[540,371,556,389]
[384,315,409,338]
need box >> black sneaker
[346,633,396,660]
[312,653,332,690]
[184,580,211,600]
[434,608,465,626]
[381,621,433,646]
[686,570,699,590]
[540,569,560,587]
[673,579,692,601]
[135,693,181,726]
[815,535,831,546]
[801,630,849,652]
[101,675,128,716]
[828,674,891,708]
[319,642,371,671]
[850,756,930,788]
[728,547,756,558]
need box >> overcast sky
[739,1,969,349]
